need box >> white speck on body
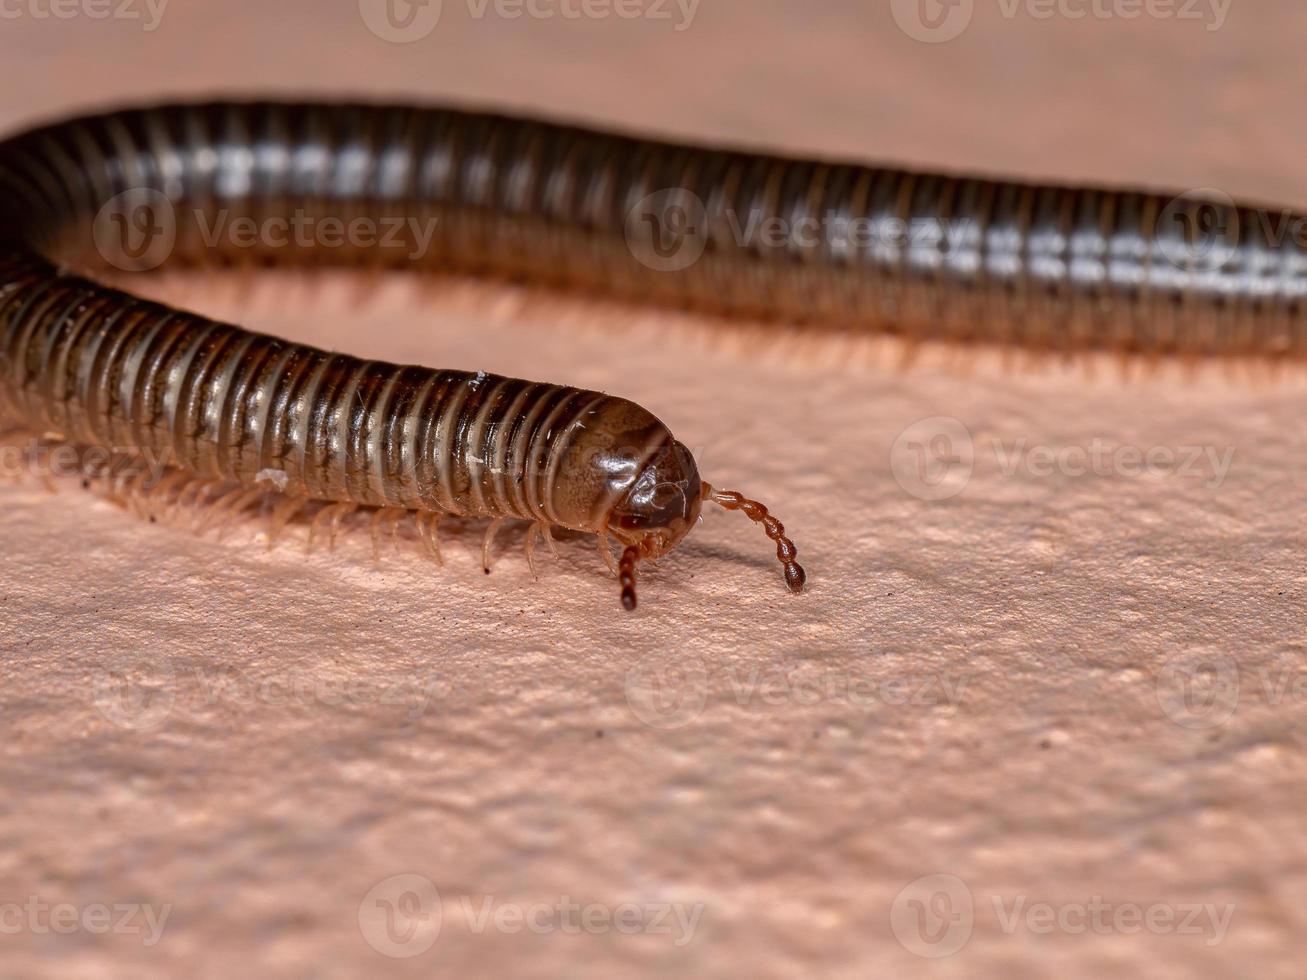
[254,468,289,490]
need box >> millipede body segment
[1,100,1302,606]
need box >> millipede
[0,100,1300,608]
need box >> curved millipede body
[0,102,816,609]
[1,100,1304,606]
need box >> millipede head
[604,440,704,611]
[601,438,806,609]
[606,440,705,554]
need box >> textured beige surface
[1,2,1304,977]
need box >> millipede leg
[524,521,557,579]
[197,487,247,534]
[326,503,356,550]
[213,488,267,541]
[306,504,331,554]
[265,495,307,550]
[144,468,192,521]
[596,532,618,575]
[123,465,155,520]
[525,523,541,579]
[370,508,388,561]
[368,507,405,560]
[307,501,356,552]
[388,508,404,552]
[171,478,214,523]
[540,523,559,560]
[482,517,505,574]
[417,512,444,565]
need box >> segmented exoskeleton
[1,100,1303,606]
[0,102,814,609]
